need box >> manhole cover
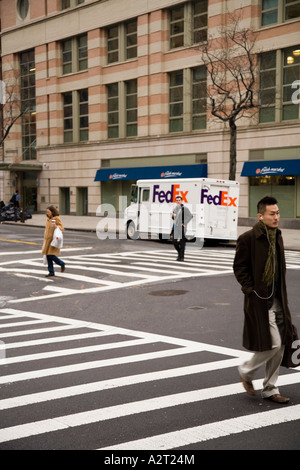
[187,306,206,310]
[148,290,189,297]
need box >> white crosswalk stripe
[0,308,299,449]
[1,247,298,305]
[0,247,298,304]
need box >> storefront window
[249,175,295,217]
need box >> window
[193,0,208,44]
[261,0,278,25]
[107,26,119,64]
[169,67,206,133]
[63,89,89,143]
[170,0,207,49]
[249,175,295,217]
[126,19,138,60]
[63,92,73,142]
[126,80,137,137]
[261,0,300,26]
[259,47,300,123]
[283,47,300,120]
[79,89,89,141]
[259,51,276,122]
[17,0,29,19]
[169,70,183,132]
[62,34,88,74]
[62,0,84,10]
[20,50,36,160]
[192,67,207,130]
[107,83,119,138]
[107,19,137,64]
[170,5,184,49]
[107,79,138,139]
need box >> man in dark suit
[171,195,193,261]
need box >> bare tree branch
[0,66,24,147]
[198,12,260,179]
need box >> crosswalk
[1,247,298,305]
[0,308,299,450]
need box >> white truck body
[124,178,240,242]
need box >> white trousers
[238,298,285,398]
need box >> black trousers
[173,237,186,260]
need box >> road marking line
[0,337,159,365]
[99,404,300,450]
[0,346,200,384]
[0,238,38,245]
[1,377,300,445]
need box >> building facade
[0,0,299,225]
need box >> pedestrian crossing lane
[0,308,300,449]
[1,248,299,305]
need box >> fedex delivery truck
[124,178,239,243]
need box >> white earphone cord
[253,220,276,300]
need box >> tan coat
[41,216,64,256]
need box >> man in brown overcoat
[233,196,293,404]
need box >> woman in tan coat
[41,205,66,277]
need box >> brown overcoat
[41,216,64,256]
[233,222,293,352]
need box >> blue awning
[94,164,207,181]
[241,159,300,176]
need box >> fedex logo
[201,189,237,207]
[153,184,189,203]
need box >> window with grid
[107,80,138,139]
[169,67,207,133]
[283,47,300,120]
[169,70,184,132]
[261,0,300,26]
[259,47,300,123]
[63,89,89,143]
[20,50,36,160]
[62,0,84,10]
[79,89,89,141]
[193,0,208,44]
[170,0,207,50]
[259,51,276,123]
[62,34,88,74]
[126,79,137,137]
[126,19,138,60]
[107,19,137,64]
[107,83,119,138]
[170,5,184,49]
[63,92,73,142]
[192,67,206,129]
[107,26,119,64]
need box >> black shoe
[61,265,65,273]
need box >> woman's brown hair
[47,205,60,217]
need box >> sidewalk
[2,213,299,250]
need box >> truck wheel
[127,221,139,239]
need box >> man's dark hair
[257,196,278,214]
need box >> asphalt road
[0,223,299,452]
